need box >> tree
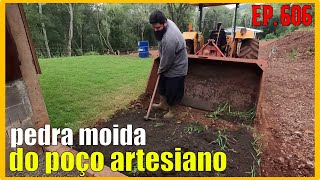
[201,6,233,40]
[72,4,86,55]
[67,3,73,56]
[92,4,114,54]
[132,5,149,40]
[38,3,51,58]
[167,3,192,31]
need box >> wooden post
[6,4,50,129]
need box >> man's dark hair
[149,10,167,24]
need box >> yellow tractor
[182,3,260,59]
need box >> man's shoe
[152,95,168,111]
[163,106,176,119]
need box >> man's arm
[158,38,176,74]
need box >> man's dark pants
[158,74,186,106]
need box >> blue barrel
[138,41,149,58]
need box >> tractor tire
[239,39,259,59]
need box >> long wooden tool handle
[145,75,160,119]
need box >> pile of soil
[73,102,258,177]
[258,29,314,176]
[259,30,314,61]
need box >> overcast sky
[225,4,236,9]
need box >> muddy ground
[73,102,258,177]
[258,29,314,176]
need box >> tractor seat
[209,29,227,47]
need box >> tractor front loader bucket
[145,55,267,116]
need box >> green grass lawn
[38,55,153,131]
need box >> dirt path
[257,30,314,176]
[74,103,258,177]
[128,49,159,59]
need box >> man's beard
[154,27,167,41]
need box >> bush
[265,33,277,40]
[75,49,83,56]
[36,51,46,59]
[84,51,100,56]
[289,24,300,32]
